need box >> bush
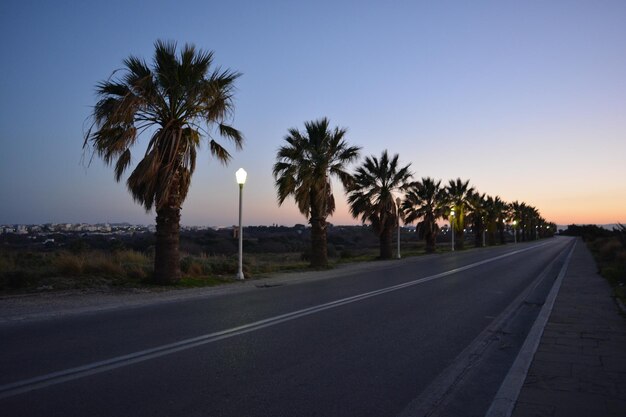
[601,264,625,284]
[587,236,626,304]
[614,224,626,249]
[54,252,84,276]
[82,256,125,277]
[124,265,149,281]
[340,249,354,259]
[115,250,150,265]
[596,239,623,263]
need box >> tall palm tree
[347,150,412,259]
[273,118,361,267]
[83,41,243,284]
[445,178,475,250]
[402,177,447,253]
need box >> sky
[1,0,624,227]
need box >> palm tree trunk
[425,231,436,253]
[455,229,464,250]
[154,204,182,284]
[379,226,394,259]
[474,224,482,247]
[309,216,328,267]
[424,219,437,253]
[499,227,506,244]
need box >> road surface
[0,237,575,417]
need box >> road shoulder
[511,239,626,417]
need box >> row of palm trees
[84,41,553,282]
[274,118,555,266]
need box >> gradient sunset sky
[1,0,624,227]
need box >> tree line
[84,41,554,283]
[274,118,555,267]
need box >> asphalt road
[0,237,575,417]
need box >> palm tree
[467,191,487,247]
[402,177,447,253]
[273,118,361,267]
[445,178,475,250]
[83,41,243,284]
[347,150,412,259]
[492,197,510,244]
[510,200,524,242]
[483,196,508,245]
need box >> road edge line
[395,239,571,417]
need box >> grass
[0,239,480,294]
[587,237,626,305]
[0,248,322,293]
[0,249,152,292]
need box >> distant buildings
[0,223,145,236]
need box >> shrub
[182,256,213,275]
[597,239,622,263]
[614,224,626,249]
[340,249,354,259]
[186,262,204,277]
[82,255,125,277]
[115,250,150,265]
[124,265,149,281]
[54,252,84,276]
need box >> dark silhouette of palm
[273,118,360,267]
[84,41,243,283]
[347,150,412,259]
[467,190,487,247]
[445,178,475,250]
[402,177,447,253]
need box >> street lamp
[396,197,402,259]
[513,220,517,244]
[450,209,455,252]
[235,168,247,280]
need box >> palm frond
[273,118,360,220]
[114,149,132,181]
[209,139,231,163]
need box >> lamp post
[482,217,486,247]
[235,168,247,280]
[450,209,455,252]
[396,197,402,259]
[513,220,517,244]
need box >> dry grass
[588,237,626,304]
[0,249,153,291]
[1,241,426,293]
